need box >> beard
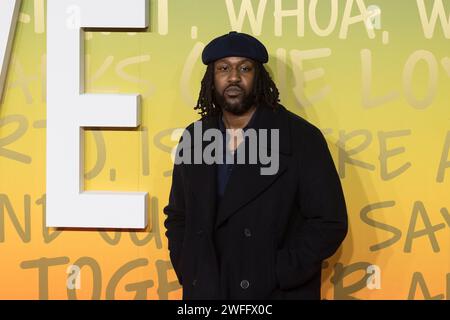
[213,85,255,116]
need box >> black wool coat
[163,104,348,300]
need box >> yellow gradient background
[0,0,449,299]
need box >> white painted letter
[46,0,149,228]
[274,0,304,37]
[226,0,267,35]
[417,0,450,39]
[0,0,21,103]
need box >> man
[163,31,348,300]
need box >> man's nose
[228,68,241,83]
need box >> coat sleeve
[275,126,348,291]
[163,143,187,286]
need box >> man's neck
[222,106,257,130]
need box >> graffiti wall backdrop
[0,0,449,299]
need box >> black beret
[202,31,269,65]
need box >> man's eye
[218,66,228,71]
[240,66,251,72]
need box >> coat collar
[188,104,292,231]
[203,103,291,155]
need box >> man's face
[213,56,256,115]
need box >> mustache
[224,85,243,92]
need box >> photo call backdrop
[0,0,449,300]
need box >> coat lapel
[187,105,292,231]
[215,105,292,229]
[187,115,219,234]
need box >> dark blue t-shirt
[216,108,259,206]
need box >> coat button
[243,228,252,237]
[192,279,197,286]
[240,280,250,289]
[196,229,204,237]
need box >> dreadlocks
[194,62,280,119]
